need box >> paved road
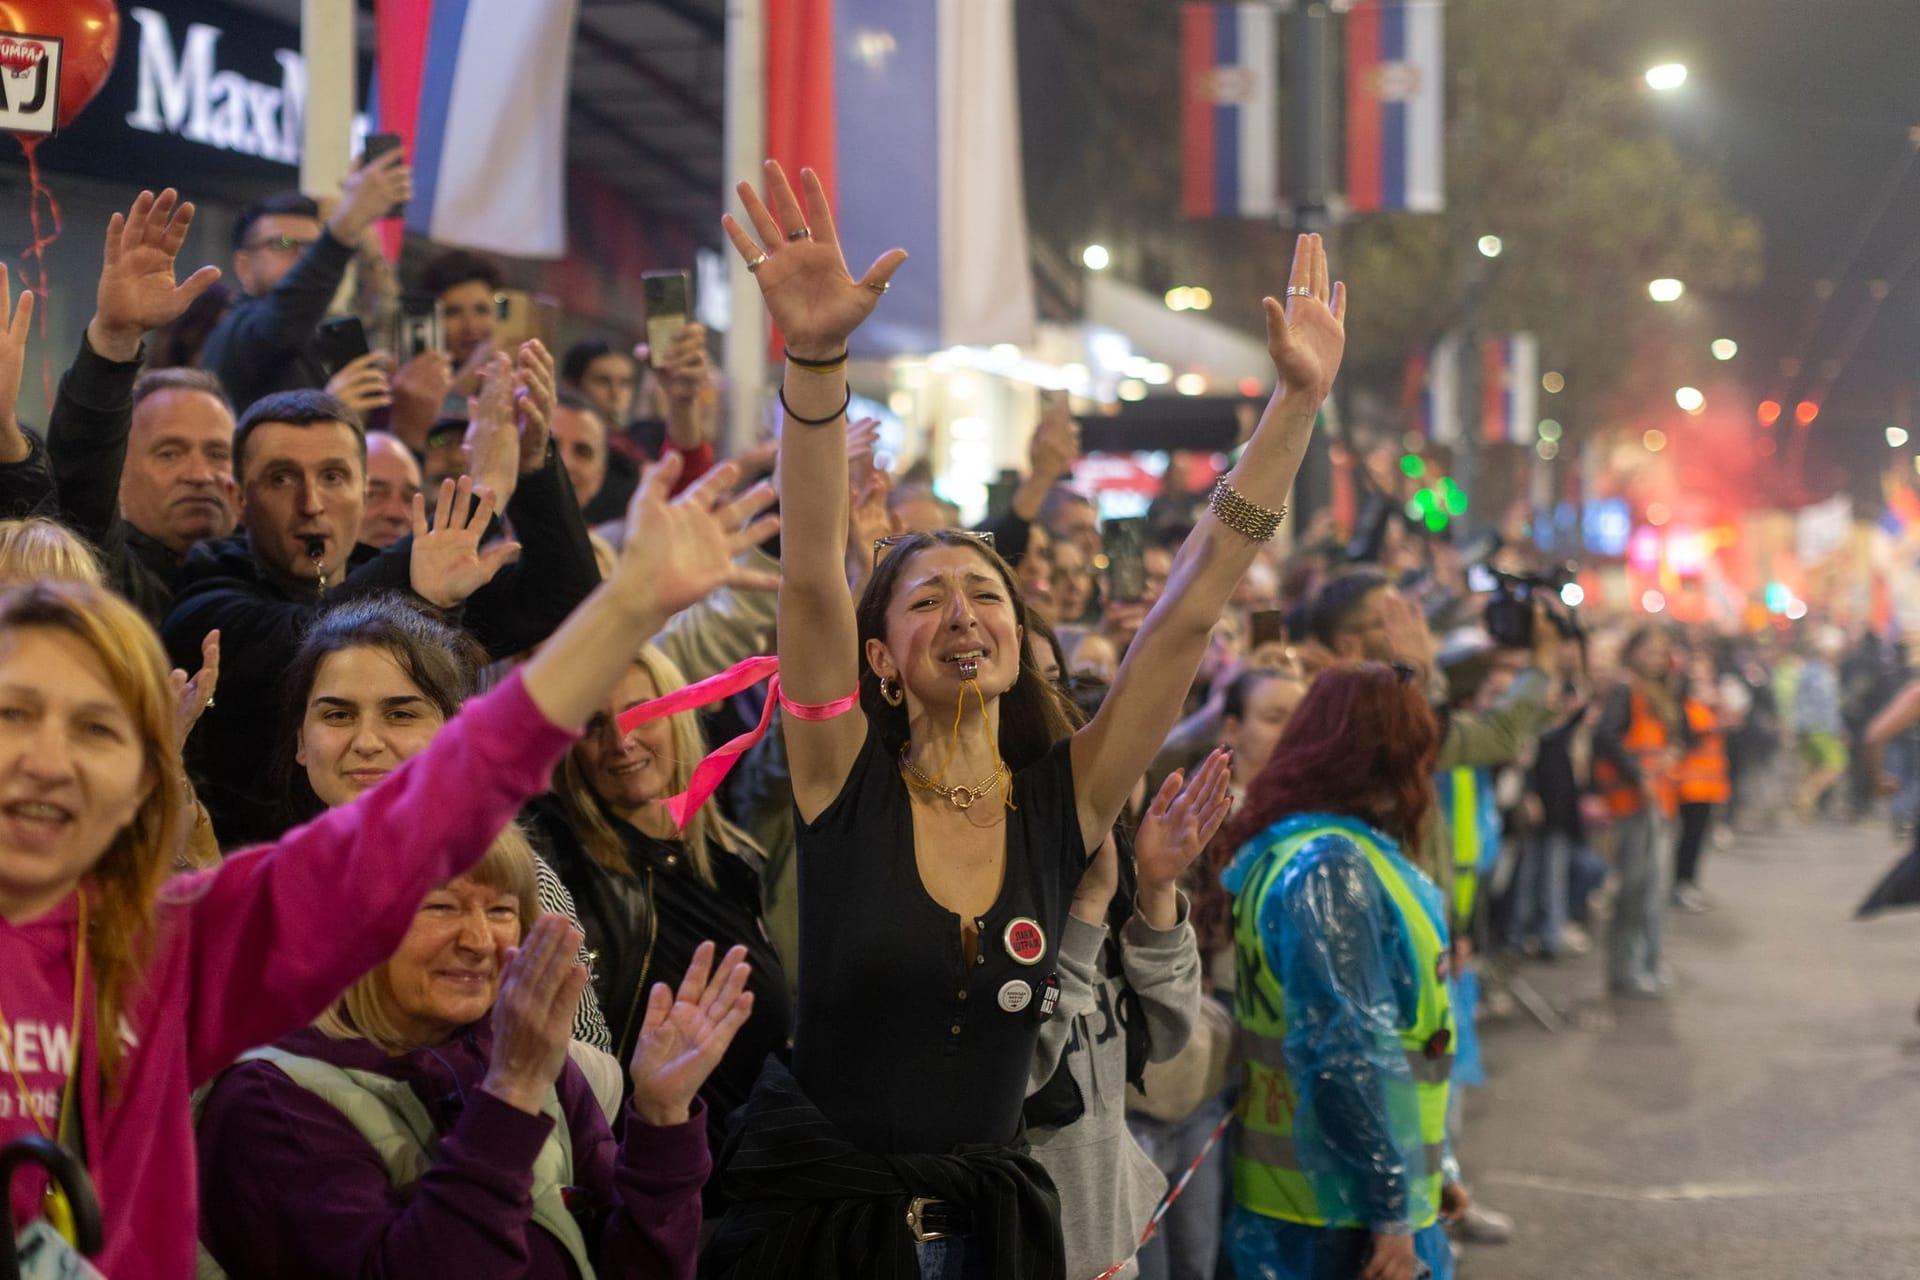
[1456,819,1920,1280]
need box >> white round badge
[997,979,1033,1013]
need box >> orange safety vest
[1594,687,1678,818]
[1673,698,1730,805]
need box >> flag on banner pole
[1344,0,1444,213]
[1480,332,1538,445]
[766,0,1034,356]
[1414,332,1461,444]
[376,0,580,258]
[1180,3,1282,219]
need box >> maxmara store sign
[20,0,369,192]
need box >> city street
[1459,819,1920,1280]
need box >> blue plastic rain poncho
[1220,814,1458,1280]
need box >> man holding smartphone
[202,147,413,413]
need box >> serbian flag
[376,0,580,257]
[1345,0,1444,213]
[1479,333,1538,445]
[768,0,1035,357]
[1412,332,1462,444]
[1180,4,1281,220]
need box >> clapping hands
[628,940,755,1127]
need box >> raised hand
[721,161,908,358]
[0,265,33,464]
[168,629,221,753]
[512,339,556,473]
[325,350,394,415]
[88,189,224,363]
[450,337,497,401]
[331,147,412,245]
[389,349,454,448]
[408,475,521,609]
[1262,233,1348,403]
[610,454,780,620]
[462,353,520,503]
[482,915,590,1116]
[1135,747,1234,894]
[1028,400,1082,483]
[628,940,754,1127]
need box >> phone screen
[313,316,370,375]
[361,132,405,220]
[493,290,558,349]
[391,298,444,360]
[643,270,691,370]
[1103,517,1149,603]
[1466,563,1499,594]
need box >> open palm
[628,941,755,1126]
[722,161,908,356]
[614,456,780,617]
[408,476,520,608]
[1134,748,1234,889]
[0,265,32,439]
[1263,232,1349,403]
[95,189,223,337]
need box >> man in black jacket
[163,371,597,849]
[199,150,409,412]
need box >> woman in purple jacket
[195,837,752,1279]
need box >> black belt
[905,1196,973,1242]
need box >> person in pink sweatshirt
[0,453,776,1278]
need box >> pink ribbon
[614,655,858,830]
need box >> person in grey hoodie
[1025,748,1228,1280]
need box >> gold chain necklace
[900,749,1006,810]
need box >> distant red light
[1795,400,1820,425]
[1238,377,1264,398]
[1757,400,1782,427]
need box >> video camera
[1465,559,1582,649]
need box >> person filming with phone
[202,146,413,413]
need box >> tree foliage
[1017,0,1763,431]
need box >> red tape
[1087,1110,1233,1280]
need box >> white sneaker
[1453,1203,1514,1244]
[1556,926,1593,957]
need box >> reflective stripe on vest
[1675,699,1730,804]
[1230,819,1453,1231]
[194,1046,597,1280]
[1449,769,1480,926]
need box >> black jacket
[162,452,600,848]
[702,1057,1066,1280]
[200,229,355,411]
[523,796,792,1162]
[43,335,187,624]
[0,430,60,522]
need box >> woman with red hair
[1218,662,1465,1280]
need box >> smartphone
[312,315,369,376]
[1466,563,1499,594]
[1103,516,1149,603]
[493,290,559,350]
[361,132,406,220]
[1250,609,1286,650]
[642,270,692,369]
[391,296,444,361]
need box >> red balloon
[0,0,120,132]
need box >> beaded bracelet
[779,384,853,426]
[1208,478,1286,542]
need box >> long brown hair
[855,530,1075,771]
[1225,662,1440,859]
[0,584,185,1092]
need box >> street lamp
[1888,426,1910,448]
[1645,63,1688,92]
[1711,338,1738,361]
[1082,244,1111,271]
[1648,278,1685,303]
[1675,386,1705,414]
[1477,235,1503,258]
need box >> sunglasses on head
[873,529,996,560]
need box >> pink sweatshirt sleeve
[167,672,579,1083]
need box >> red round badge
[1003,917,1046,965]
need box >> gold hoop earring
[880,676,905,707]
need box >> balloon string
[17,136,63,406]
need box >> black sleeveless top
[791,729,1089,1154]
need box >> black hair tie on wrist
[779,385,852,426]
[784,348,850,369]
